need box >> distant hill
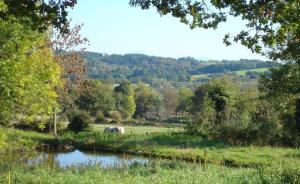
[81,52,272,83]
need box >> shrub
[13,118,51,132]
[68,111,91,132]
[44,120,68,134]
[95,111,105,123]
[0,130,7,150]
[256,165,300,183]
[108,111,122,123]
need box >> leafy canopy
[0,19,61,125]
[134,83,162,118]
[130,0,300,61]
[114,82,136,118]
[0,0,77,33]
[76,80,115,115]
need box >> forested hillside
[82,52,271,83]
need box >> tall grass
[0,160,299,184]
[1,127,300,168]
[1,127,300,183]
[60,131,300,167]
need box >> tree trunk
[53,107,57,137]
[295,98,300,133]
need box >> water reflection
[28,150,149,168]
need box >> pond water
[27,149,149,168]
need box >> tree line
[73,80,191,123]
[83,52,269,83]
[59,76,300,146]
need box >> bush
[13,117,51,132]
[257,165,300,183]
[108,111,122,123]
[68,111,91,132]
[95,111,105,123]
[44,120,68,134]
[0,130,7,150]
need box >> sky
[69,1,266,60]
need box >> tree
[0,19,61,127]
[0,0,77,33]
[115,81,135,96]
[68,110,91,133]
[134,83,162,118]
[130,0,300,62]
[189,77,239,136]
[161,84,179,116]
[52,24,88,113]
[188,76,282,144]
[259,64,300,144]
[76,80,115,115]
[187,87,216,137]
[114,82,136,118]
[177,87,193,113]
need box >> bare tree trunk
[53,107,57,137]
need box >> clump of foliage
[114,82,136,118]
[177,87,193,113]
[187,77,282,145]
[134,83,162,119]
[76,80,115,116]
[95,111,105,123]
[0,130,7,150]
[108,111,123,124]
[130,0,300,62]
[53,24,88,114]
[260,64,300,146]
[0,0,76,33]
[67,111,91,132]
[0,13,61,127]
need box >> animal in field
[104,126,125,134]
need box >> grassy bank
[61,131,300,167]
[2,127,300,168]
[1,127,300,183]
[1,160,300,184]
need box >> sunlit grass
[91,124,182,134]
[1,127,300,169]
[1,160,299,184]
[233,67,269,75]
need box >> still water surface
[28,149,149,168]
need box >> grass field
[62,131,300,168]
[1,160,300,184]
[191,68,270,81]
[1,126,300,183]
[191,74,209,81]
[2,127,300,168]
[92,124,183,134]
[233,67,269,75]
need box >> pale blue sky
[69,1,266,60]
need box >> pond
[27,149,149,168]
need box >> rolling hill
[81,52,272,84]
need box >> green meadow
[1,126,300,184]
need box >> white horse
[104,126,125,134]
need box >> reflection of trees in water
[29,152,60,168]
[70,151,146,168]
[83,151,133,160]
[0,151,41,171]
[43,153,60,168]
